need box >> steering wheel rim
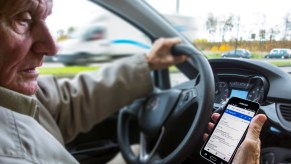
[117,44,215,164]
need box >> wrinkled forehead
[0,0,53,18]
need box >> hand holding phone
[200,97,260,164]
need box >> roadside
[40,59,291,77]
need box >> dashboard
[207,58,291,164]
[208,58,291,134]
[214,74,267,105]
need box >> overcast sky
[47,0,291,40]
[146,0,291,17]
[146,0,291,39]
[146,0,291,26]
[49,0,291,25]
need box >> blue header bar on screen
[225,109,253,121]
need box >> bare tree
[268,25,280,41]
[234,16,241,50]
[283,12,291,40]
[253,12,267,41]
[206,13,217,42]
[218,14,234,42]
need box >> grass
[38,66,100,77]
[205,53,221,59]
[268,61,291,67]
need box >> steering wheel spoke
[139,127,165,163]
[122,98,145,117]
[176,88,198,109]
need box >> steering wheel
[117,44,215,163]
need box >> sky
[47,0,291,40]
[145,0,291,21]
[150,0,291,40]
[146,0,291,34]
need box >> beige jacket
[0,55,153,163]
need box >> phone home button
[210,156,217,161]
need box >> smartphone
[200,97,260,164]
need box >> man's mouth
[21,67,39,77]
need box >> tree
[253,13,267,41]
[253,12,267,50]
[218,14,234,42]
[206,13,218,42]
[234,16,241,51]
[268,25,280,41]
[283,12,291,40]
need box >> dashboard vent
[279,104,291,122]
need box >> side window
[84,27,106,41]
[46,0,151,66]
[271,50,278,54]
[280,50,285,54]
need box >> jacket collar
[0,87,38,118]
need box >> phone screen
[200,97,259,164]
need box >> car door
[46,0,198,163]
[46,1,152,163]
[235,50,242,58]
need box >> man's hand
[203,113,267,164]
[232,114,267,164]
[146,38,188,70]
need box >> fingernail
[257,114,267,125]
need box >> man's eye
[16,18,32,26]
[11,11,32,34]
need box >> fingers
[161,37,187,65]
[203,122,214,141]
[146,37,187,70]
[203,113,220,141]
[155,37,181,47]
[232,114,267,164]
[207,122,215,132]
[211,113,220,123]
[245,114,267,141]
[203,133,209,141]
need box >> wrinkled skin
[0,0,57,95]
[204,113,267,164]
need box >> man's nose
[31,20,58,56]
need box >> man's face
[0,0,57,95]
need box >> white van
[53,14,151,65]
[52,12,197,65]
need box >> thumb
[245,114,267,141]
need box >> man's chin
[17,82,39,96]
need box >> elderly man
[0,0,266,163]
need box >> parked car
[264,48,291,59]
[221,49,251,58]
[46,0,291,164]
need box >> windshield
[146,0,291,64]
[67,25,105,38]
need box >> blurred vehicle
[264,48,291,59]
[44,56,54,63]
[53,14,151,66]
[221,49,251,58]
[52,12,198,66]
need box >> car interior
[47,0,291,163]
